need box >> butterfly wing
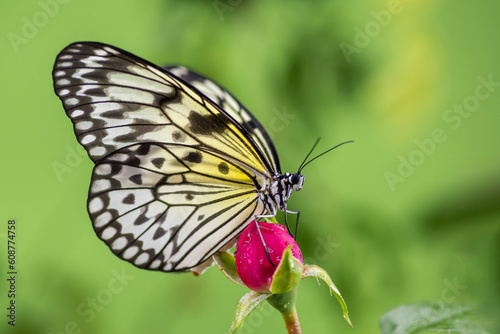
[165,66,281,174]
[53,42,271,271]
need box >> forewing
[53,42,268,173]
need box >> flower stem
[282,307,301,334]
[267,289,301,333]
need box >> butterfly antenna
[298,140,354,173]
[297,137,321,172]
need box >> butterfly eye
[290,174,301,185]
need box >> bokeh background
[1,0,499,333]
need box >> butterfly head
[289,173,305,192]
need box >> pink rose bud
[235,221,303,293]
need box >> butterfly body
[260,173,305,214]
[53,42,303,272]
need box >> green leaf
[380,303,488,334]
[228,291,271,334]
[213,251,246,288]
[303,264,353,328]
[270,246,303,294]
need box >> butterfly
[52,42,307,272]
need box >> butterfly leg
[283,201,300,239]
[255,210,277,266]
[285,209,300,240]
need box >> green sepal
[303,264,353,328]
[267,288,297,315]
[264,216,279,224]
[270,245,303,294]
[213,251,246,288]
[227,291,271,334]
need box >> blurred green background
[1,0,499,333]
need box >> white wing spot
[65,98,79,106]
[123,246,139,259]
[90,146,106,157]
[73,68,93,77]
[94,49,108,56]
[76,121,93,130]
[58,89,70,96]
[112,237,128,251]
[70,109,84,118]
[81,134,96,145]
[111,153,129,162]
[95,164,112,176]
[88,197,104,213]
[59,55,73,60]
[101,226,117,240]
[94,211,112,228]
[59,62,73,68]
[135,253,150,266]
[103,46,118,55]
[240,110,252,122]
[168,66,188,77]
[57,79,70,86]
[149,259,162,269]
[225,93,240,113]
[91,179,111,192]
[54,70,66,77]
[205,80,224,97]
